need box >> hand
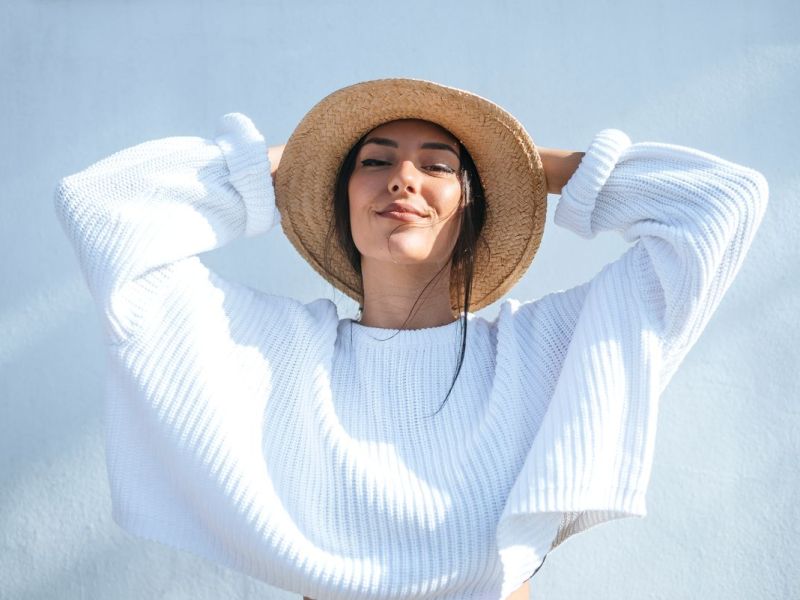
[537,146,585,195]
[268,144,285,185]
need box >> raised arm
[555,128,769,384]
[54,113,280,345]
[495,129,769,565]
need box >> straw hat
[273,77,547,313]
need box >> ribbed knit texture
[53,113,769,600]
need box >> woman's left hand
[537,146,585,195]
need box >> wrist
[538,147,585,195]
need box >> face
[348,119,463,268]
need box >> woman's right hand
[268,144,285,184]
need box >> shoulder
[303,297,340,328]
[250,291,339,329]
[227,280,340,345]
[494,281,592,334]
[482,283,596,371]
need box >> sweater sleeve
[554,129,769,387]
[53,112,280,346]
[494,129,768,565]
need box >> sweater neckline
[341,313,473,348]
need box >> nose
[388,160,420,195]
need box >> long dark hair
[322,120,488,418]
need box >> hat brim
[274,77,547,313]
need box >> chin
[358,236,453,266]
[383,242,438,263]
[387,255,434,265]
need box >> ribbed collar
[338,313,474,349]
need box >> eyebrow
[362,137,460,159]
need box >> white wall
[1,0,797,598]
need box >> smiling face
[347,119,464,268]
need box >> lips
[378,202,427,218]
[379,210,427,222]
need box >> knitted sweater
[53,113,768,600]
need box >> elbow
[748,167,769,214]
[714,164,769,237]
[734,165,769,216]
[721,165,770,257]
[54,172,91,223]
[737,166,770,234]
[53,177,73,225]
[53,174,90,236]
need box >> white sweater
[53,113,768,600]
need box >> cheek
[347,179,372,250]
[348,173,373,211]
[437,184,463,223]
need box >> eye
[427,164,456,174]
[360,159,456,174]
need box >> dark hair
[322,120,488,418]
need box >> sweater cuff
[213,112,280,237]
[553,128,632,239]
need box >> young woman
[54,78,768,600]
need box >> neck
[357,257,457,330]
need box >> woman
[54,78,768,600]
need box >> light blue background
[2,1,797,598]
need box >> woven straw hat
[274,77,547,313]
